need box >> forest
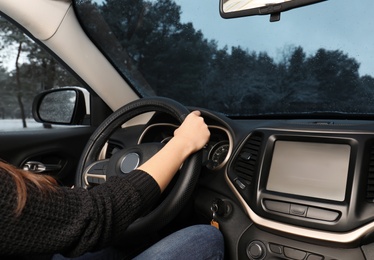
[1,0,374,128]
[0,15,80,126]
[77,0,374,115]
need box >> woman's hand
[138,111,210,192]
[173,111,210,154]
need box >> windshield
[74,0,374,117]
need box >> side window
[0,15,86,131]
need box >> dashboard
[104,110,374,260]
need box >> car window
[0,15,86,131]
[74,0,374,118]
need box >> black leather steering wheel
[75,97,202,239]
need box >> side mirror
[219,0,326,21]
[32,88,88,125]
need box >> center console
[227,128,374,240]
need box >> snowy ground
[0,119,60,130]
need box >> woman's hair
[0,161,57,216]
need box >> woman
[0,111,224,259]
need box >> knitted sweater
[0,168,161,257]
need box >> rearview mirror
[219,0,326,21]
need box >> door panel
[0,127,95,186]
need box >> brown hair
[0,161,57,216]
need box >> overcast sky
[176,0,374,76]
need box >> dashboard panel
[101,110,374,260]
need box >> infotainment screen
[266,141,351,201]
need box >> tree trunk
[15,41,27,128]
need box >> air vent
[233,132,263,187]
[366,144,374,202]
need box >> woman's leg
[133,225,224,260]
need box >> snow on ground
[1,119,42,130]
[0,119,70,130]
[0,118,85,132]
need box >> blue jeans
[133,225,224,260]
[53,225,224,260]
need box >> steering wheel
[75,97,202,239]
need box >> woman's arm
[0,111,209,257]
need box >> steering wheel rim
[75,97,202,239]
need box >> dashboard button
[246,241,266,260]
[290,204,307,217]
[284,247,307,260]
[264,200,290,214]
[306,207,339,221]
[307,254,324,260]
[269,243,282,254]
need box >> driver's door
[0,15,98,186]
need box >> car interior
[2,0,374,259]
